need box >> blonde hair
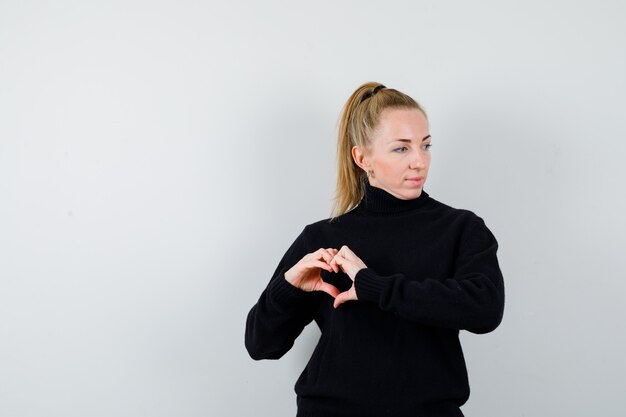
[329,82,427,221]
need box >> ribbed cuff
[354,267,389,304]
[267,268,310,311]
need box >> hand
[330,245,367,309]
[284,248,341,299]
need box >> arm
[354,216,505,334]
[245,226,320,360]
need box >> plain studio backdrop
[1,1,625,416]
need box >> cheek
[376,159,402,177]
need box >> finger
[333,253,349,270]
[334,286,358,308]
[340,245,360,262]
[341,246,364,265]
[333,292,348,309]
[311,248,340,268]
[328,255,339,273]
[318,282,340,298]
[328,248,339,272]
[318,249,336,266]
[305,259,333,272]
[305,248,333,261]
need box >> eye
[393,147,408,153]
[423,144,432,150]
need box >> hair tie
[372,84,386,95]
[360,84,386,104]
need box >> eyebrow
[388,134,431,144]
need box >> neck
[356,180,430,215]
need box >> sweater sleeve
[245,225,320,360]
[354,216,505,334]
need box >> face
[352,108,431,200]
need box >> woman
[245,82,505,417]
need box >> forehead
[374,108,429,141]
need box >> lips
[406,177,423,181]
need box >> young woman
[245,82,505,417]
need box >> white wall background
[1,1,625,416]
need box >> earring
[368,170,375,179]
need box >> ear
[351,145,370,172]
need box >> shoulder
[299,217,334,241]
[425,196,500,249]
[421,195,488,228]
[435,201,498,250]
[289,217,335,246]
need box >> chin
[397,188,422,200]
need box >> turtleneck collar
[356,180,430,215]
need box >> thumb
[318,282,340,299]
[333,291,350,309]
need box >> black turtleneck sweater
[245,181,505,417]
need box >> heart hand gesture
[284,245,367,308]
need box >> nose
[409,149,426,170]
